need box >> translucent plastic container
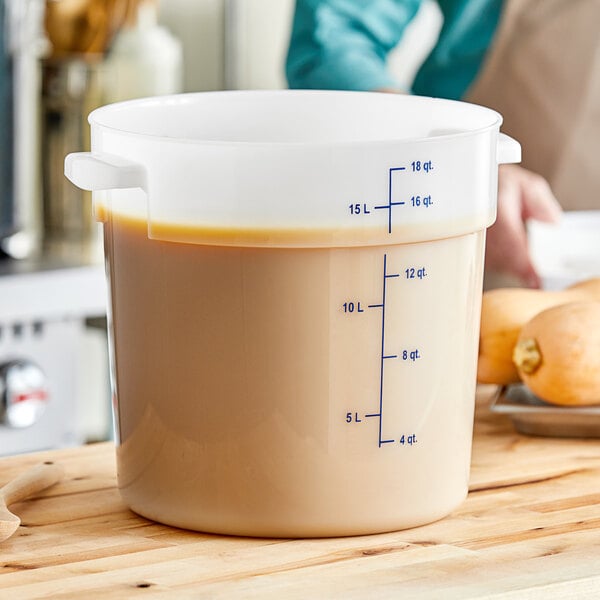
[66,91,520,537]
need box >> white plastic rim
[64,90,521,247]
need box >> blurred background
[0,0,441,455]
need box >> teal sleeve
[413,0,503,99]
[286,0,424,92]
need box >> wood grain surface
[1,386,600,599]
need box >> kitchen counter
[2,387,600,599]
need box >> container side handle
[497,133,521,164]
[65,152,147,191]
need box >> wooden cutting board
[1,386,600,599]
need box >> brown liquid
[105,210,484,537]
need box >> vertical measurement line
[387,167,406,234]
[374,166,405,235]
[368,254,397,446]
[378,254,389,447]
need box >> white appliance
[0,257,107,456]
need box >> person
[286,0,599,288]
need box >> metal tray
[490,384,600,438]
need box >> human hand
[486,165,562,288]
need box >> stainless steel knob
[0,360,49,428]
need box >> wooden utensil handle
[0,462,64,507]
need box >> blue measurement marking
[373,167,407,234]
[367,254,399,447]
[378,254,399,447]
[378,254,389,447]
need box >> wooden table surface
[2,386,600,599]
